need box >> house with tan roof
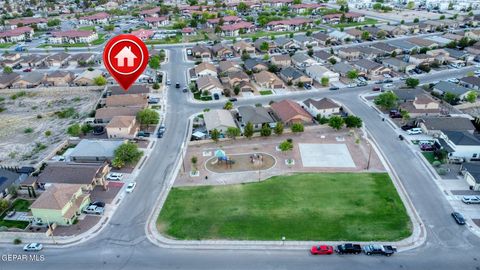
[196,76,224,98]
[193,62,218,78]
[218,60,242,74]
[0,72,20,89]
[30,183,90,226]
[106,116,139,139]
[74,69,103,86]
[203,109,237,133]
[95,107,142,124]
[270,99,312,125]
[271,55,292,68]
[232,40,256,54]
[254,70,285,90]
[105,94,148,108]
[45,71,74,86]
[303,98,341,117]
[399,94,441,117]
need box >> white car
[462,195,480,204]
[383,83,394,89]
[126,182,136,193]
[23,243,43,252]
[106,172,123,181]
[166,79,171,85]
[347,83,356,88]
[447,78,459,83]
[407,128,423,135]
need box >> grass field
[0,43,14,48]
[259,90,273,95]
[78,26,96,31]
[0,199,31,229]
[158,173,411,241]
[331,18,379,29]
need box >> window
[473,154,478,158]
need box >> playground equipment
[212,149,235,168]
[250,153,264,167]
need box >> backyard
[158,172,411,241]
[0,199,32,229]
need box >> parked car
[389,109,402,118]
[148,98,160,104]
[420,143,435,151]
[183,87,188,93]
[23,243,43,252]
[229,98,238,102]
[448,156,464,164]
[126,182,136,193]
[401,124,416,131]
[310,245,334,255]
[383,79,393,83]
[166,80,171,85]
[451,212,466,225]
[357,81,367,87]
[329,86,339,91]
[175,82,180,88]
[107,172,123,181]
[335,243,362,254]
[304,83,312,90]
[462,195,480,204]
[372,86,381,91]
[83,205,104,215]
[407,128,423,135]
[137,131,151,137]
[23,68,32,72]
[347,83,356,88]
[363,244,396,256]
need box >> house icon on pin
[114,46,137,67]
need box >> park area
[157,172,411,241]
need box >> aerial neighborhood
[0,0,480,268]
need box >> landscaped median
[157,172,411,241]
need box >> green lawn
[0,199,31,229]
[259,90,273,95]
[78,26,96,31]
[193,92,213,101]
[331,18,379,29]
[422,151,444,164]
[158,173,411,241]
[0,43,14,48]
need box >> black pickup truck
[362,244,397,256]
[335,243,362,255]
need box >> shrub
[24,128,34,133]
[437,168,447,175]
[432,161,442,167]
[13,238,22,245]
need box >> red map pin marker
[103,34,149,91]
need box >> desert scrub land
[0,87,102,166]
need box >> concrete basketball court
[299,143,355,168]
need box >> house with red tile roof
[266,18,313,31]
[139,7,161,17]
[322,12,365,24]
[5,17,47,29]
[0,26,34,43]
[131,28,154,41]
[144,16,170,27]
[270,99,313,125]
[78,12,110,25]
[220,21,255,37]
[49,30,98,44]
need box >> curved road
[1,47,480,270]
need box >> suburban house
[416,117,475,135]
[388,39,419,53]
[220,22,255,37]
[45,71,75,86]
[266,18,313,31]
[432,81,473,100]
[313,50,340,64]
[106,116,139,139]
[243,58,269,72]
[291,53,318,69]
[382,57,415,72]
[236,106,277,131]
[196,76,224,98]
[292,35,319,49]
[207,16,241,28]
[203,109,237,134]
[399,93,441,117]
[211,43,234,58]
[190,45,212,59]
[46,52,71,67]
[30,183,90,226]
[0,26,34,43]
[78,12,110,24]
[345,28,363,40]
[139,7,160,17]
[0,169,23,198]
[0,72,20,89]
[105,94,148,108]
[49,30,98,44]
[338,47,361,61]
[331,62,356,77]
[12,72,45,88]
[459,76,480,90]
[68,53,95,66]
[460,163,480,191]
[68,139,125,163]
[408,54,436,66]
[131,29,155,41]
[253,70,285,90]
[218,61,243,74]
[232,40,256,54]
[144,16,169,27]
[5,17,47,29]
[270,55,292,68]
[352,59,391,77]
[303,98,341,117]
[270,99,312,125]
[371,42,403,56]
[192,62,218,79]
[279,67,313,85]
[312,32,333,46]
[73,69,104,86]
[254,38,277,53]
[95,107,141,124]
[438,130,480,162]
[305,65,339,84]
[106,85,150,96]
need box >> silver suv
[462,196,480,204]
[83,205,105,215]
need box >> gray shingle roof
[434,81,471,96]
[443,130,480,146]
[237,106,275,125]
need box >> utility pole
[366,143,372,170]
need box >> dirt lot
[0,87,102,166]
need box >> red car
[310,245,334,255]
[23,68,32,72]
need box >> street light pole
[366,143,372,170]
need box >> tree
[47,18,61,27]
[112,142,143,168]
[291,122,304,133]
[406,1,415,9]
[137,108,159,126]
[279,140,293,154]
[361,31,370,40]
[443,92,457,104]
[374,91,398,110]
[210,128,220,142]
[223,101,233,110]
[344,115,362,128]
[0,199,8,214]
[260,124,272,136]
[237,2,248,12]
[149,55,161,69]
[233,85,240,96]
[191,156,198,172]
[329,58,337,65]
[413,18,419,23]
[153,82,160,90]
[346,69,358,79]
[316,114,329,124]
[94,76,107,86]
[103,24,115,31]
[244,122,254,139]
[391,51,397,57]
[81,124,92,135]
[373,3,382,10]
[405,78,419,88]
[274,122,284,135]
[400,110,410,123]
[439,15,445,20]
[3,66,12,74]
[328,116,345,130]
[259,41,269,52]
[466,91,477,103]
[226,127,241,139]
[377,31,386,39]
[321,77,329,87]
[67,124,82,136]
